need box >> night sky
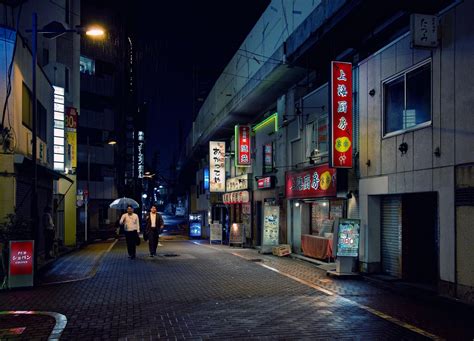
[133,1,270,178]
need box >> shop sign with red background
[285,164,336,199]
[9,241,34,288]
[257,176,275,189]
[330,61,353,168]
[235,125,251,166]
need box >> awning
[14,154,74,183]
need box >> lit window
[383,61,431,136]
[80,56,95,75]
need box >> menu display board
[210,222,222,243]
[336,219,360,257]
[263,205,279,246]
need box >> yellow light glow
[86,27,105,37]
[108,140,117,145]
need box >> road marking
[0,311,67,340]
[196,243,443,340]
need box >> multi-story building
[0,0,80,252]
[179,0,474,304]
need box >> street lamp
[28,13,105,275]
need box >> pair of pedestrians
[119,204,164,259]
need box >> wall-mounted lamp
[398,142,408,155]
[294,201,300,208]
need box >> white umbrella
[109,197,139,210]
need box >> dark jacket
[145,212,164,234]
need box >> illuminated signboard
[65,107,77,169]
[285,164,336,199]
[53,86,65,171]
[203,168,210,190]
[226,174,248,192]
[235,125,251,166]
[257,176,275,189]
[336,219,360,257]
[209,141,225,192]
[223,190,249,205]
[138,131,144,178]
[263,143,273,173]
[8,240,34,288]
[330,61,353,168]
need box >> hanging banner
[8,240,34,288]
[330,61,353,168]
[209,141,226,192]
[235,125,251,167]
[285,164,337,199]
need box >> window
[37,101,47,141]
[65,0,70,24]
[65,67,69,93]
[22,82,32,129]
[80,56,95,75]
[307,115,328,158]
[383,61,431,135]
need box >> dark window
[383,61,431,135]
[42,48,49,66]
[37,101,47,141]
[65,67,69,93]
[22,82,32,129]
[65,0,70,24]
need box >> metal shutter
[381,196,402,278]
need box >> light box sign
[65,107,77,169]
[257,176,275,189]
[285,164,336,199]
[223,190,249,205]
[336,219,360,257]
[235,125,251,167]
[263,143,273,173]
[8,240,34,288]
[226,174,248,192]
[53,86,65,171]
[209,141,226,192]
[203,168,210,190]
[330,61,353,168]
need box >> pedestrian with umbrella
[117,203,141,260]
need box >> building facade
[179,0,474,304]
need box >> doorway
[402,192,438,285]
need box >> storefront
[286,164,345,260]
[223,174,252,246]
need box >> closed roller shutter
[381,196,402,278]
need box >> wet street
[0,240,474,340]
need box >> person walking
[145,204,164,257]
[42,206,55,260]
[119,205,140,259]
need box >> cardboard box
[272,244,291,257]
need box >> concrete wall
[358,1,474,286]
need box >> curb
[0,311,67,340]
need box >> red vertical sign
[236,125,251,166]
[9,241,34,276]
[330,61,353,168]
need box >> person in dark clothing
[42,206,55,260]
[145,205,164,257]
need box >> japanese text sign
[223,190,249,205]
[8,240,34,288]
[285,164,336,199]
[226,174,248,192]
[263,143,273,173]
[235,125,251,166]
[257,176,275,189]
[209,141,226,192]
[336,219,360,257]
[330,61,353,168]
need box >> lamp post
[28,13,104,276]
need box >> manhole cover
[248,258,263,262]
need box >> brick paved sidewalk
[198,241,474,340]
[39,239,116,284]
